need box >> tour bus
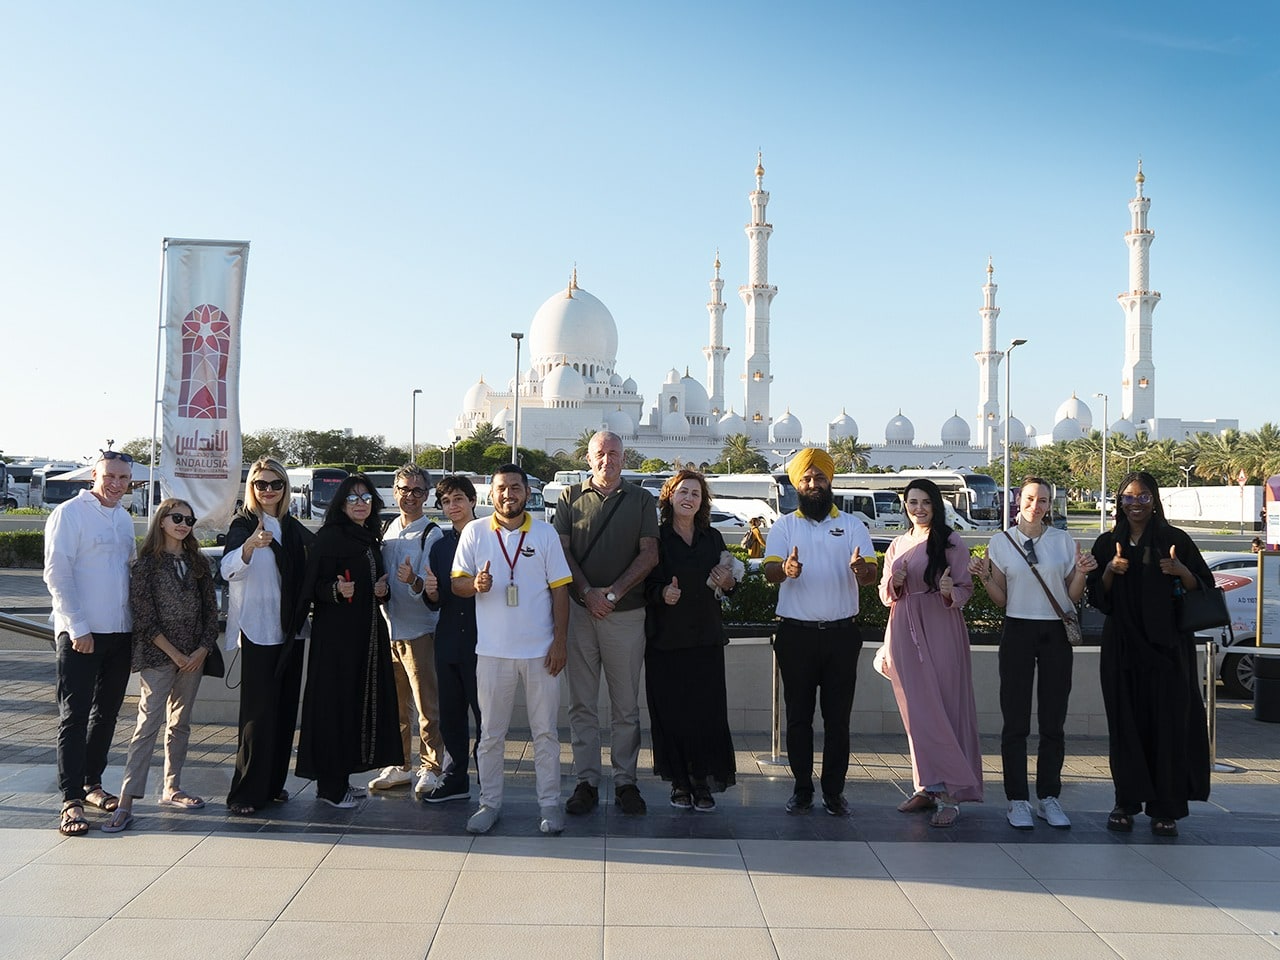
[832,470,1001,529]
[0,459,11,510]
[34,462,91,509]
[286,466,348,519]
[703,473,799,525]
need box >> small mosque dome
[1003,416,1026,445]
[491,406,509,429]
[542,363,586,403]
[773,409,803,442]
[1051,416,1082,443]
[1054,393,1093,433]
[1110,416,1137,439]
[661,411,691,437]
[681,375,710,416]
[663,367,681,386]
[885,411,915,445]
[828,409,858,441]
[605,407,634,438]
[522,367,540,385]
[609,372,622,387]
[718,408,747,434]
[622,376,638,394]
[462,378,491,413]
[941,412,970,445]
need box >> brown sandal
[897,790,937,813]
[84,786,119,812]
[59,801,89,837]
[929,800,960,828]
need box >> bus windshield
[43,478,90,505]
[311,470,346,514]
[961,474,1000,522]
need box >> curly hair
[658,469,712,528]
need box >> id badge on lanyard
[497,527,528,608]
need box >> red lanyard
[495,527,528,582]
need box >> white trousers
[475,654,562,809]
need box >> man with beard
[452,464,572,835]
[763,448,878,817]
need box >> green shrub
[0,531,45,567]
[7,507,51,516]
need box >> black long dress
[643,523,737,793]
[1086,523,1211,821]
[295,519,402,794]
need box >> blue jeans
[56,632,132,803]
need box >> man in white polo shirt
[763,448,878,819]
[452,463,572,835]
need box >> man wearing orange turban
[764,447,877,818]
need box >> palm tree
[571,428,596,464]
[1189,429,1241,483]
[1239,423,1280,481]
[719,433,768,473]
[828,436,871,473]
[469,421,505,449]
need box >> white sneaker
[318,788,359,809]
[1006,799,1034,830]
[414,769,441,796]
[466,805,501,834]
[539,804,564,835]
[1037,796,1072,829]
[368,766,412,790]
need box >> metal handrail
[0,610,55,644]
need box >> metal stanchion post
[755,633,788,767]
[1206,633,1242,774]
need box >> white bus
[703,473,799,525]
[832,470,1001,529]
[285,467,349,519]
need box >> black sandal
[59,801,89,837]
[1151,818,1178,838]
[1106,807,1133,833]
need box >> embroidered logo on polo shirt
[830,527,846,537]
[520,546,536,557]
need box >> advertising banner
[158,239,250,530]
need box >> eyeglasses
[346,493,374,504]
[1023,539,1039,566]
[395,486,427,497]
[253,479,286,491]
[1120,493,1153,506]
[98,450,134,464]
[167,513,197,526]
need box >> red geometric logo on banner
[177,304,231,419]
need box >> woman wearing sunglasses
[104,499,218,832]
[221,457,314,816]
[1086,470,1212,838]
[295,474,402,808]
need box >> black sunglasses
[99,450,135,464]
[395,485,427,497]
[346,493,374,504]
[167,513,197,527]
[253,479,287,491]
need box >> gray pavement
[2,566,1280,958]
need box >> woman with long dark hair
[104,499,218,832]
[643,470,739,811]
[878,478,982,827]
[1086,471,1211,838]
[221,457,313,817]
[295,474,403,808]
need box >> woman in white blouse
[219,457,314,815]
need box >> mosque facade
[454,160,1235,468]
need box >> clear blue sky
[1,1,1275,463]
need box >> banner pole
[148,240,169,514]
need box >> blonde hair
[244,457,290,518]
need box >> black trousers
[999,617,1073,801]
[435,650,481,788]
[56,632,132,803]
[226,635,304,809]
[773,621,861,798]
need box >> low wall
[181,631,1112,738]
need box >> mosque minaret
[701,251,729,417]
[740,152,776,443]
[1118,160,1159,430]
[974,256,1003,461]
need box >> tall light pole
[1093,392,1108,532]
[410,388,422,463]
[1178,462,1196,487]
[1002,338,1027,529]
[510,332,523,464]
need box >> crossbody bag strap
[577,490,627,568]
[1002,530,1072,620]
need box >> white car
[1199,551,1262,699]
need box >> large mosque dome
[1054,393,1093,433]
[885,411,915,445]
[1004,416,1026,445]
[528,276,619,376]
[719,408,747,435]
[828,409,858,441]
[940,412,970,446]
[661,411,691,438]
[681,374,710,417]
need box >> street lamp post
[510,333,523,464]
[1178,462,1196,487]
[1002,338,1028,529]
[410,388,422,463]
[1093,392,1108,532]
[1117,450,1146,474]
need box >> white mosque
[454,158,1235,467]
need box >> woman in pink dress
[878,478,983,827]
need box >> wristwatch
[605,591,618,603]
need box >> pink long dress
[878,530,983,802]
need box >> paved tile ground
[4,567,1280,958]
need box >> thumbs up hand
[784,546,803,579]
[1159,543,1184,577]
[1109,541,1129,576]
[397,556,416,584]
[891,560,907,590]
[423,564,439,599]
[336,570,355,600]
[663,576,681,606]
[939,565,954,599]
[475,560,493,594]
[373,573,389,599]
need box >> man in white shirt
[370,465,445,794]
[43,452,137,835]
[452,464,572,835]
[763,448,878,819]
